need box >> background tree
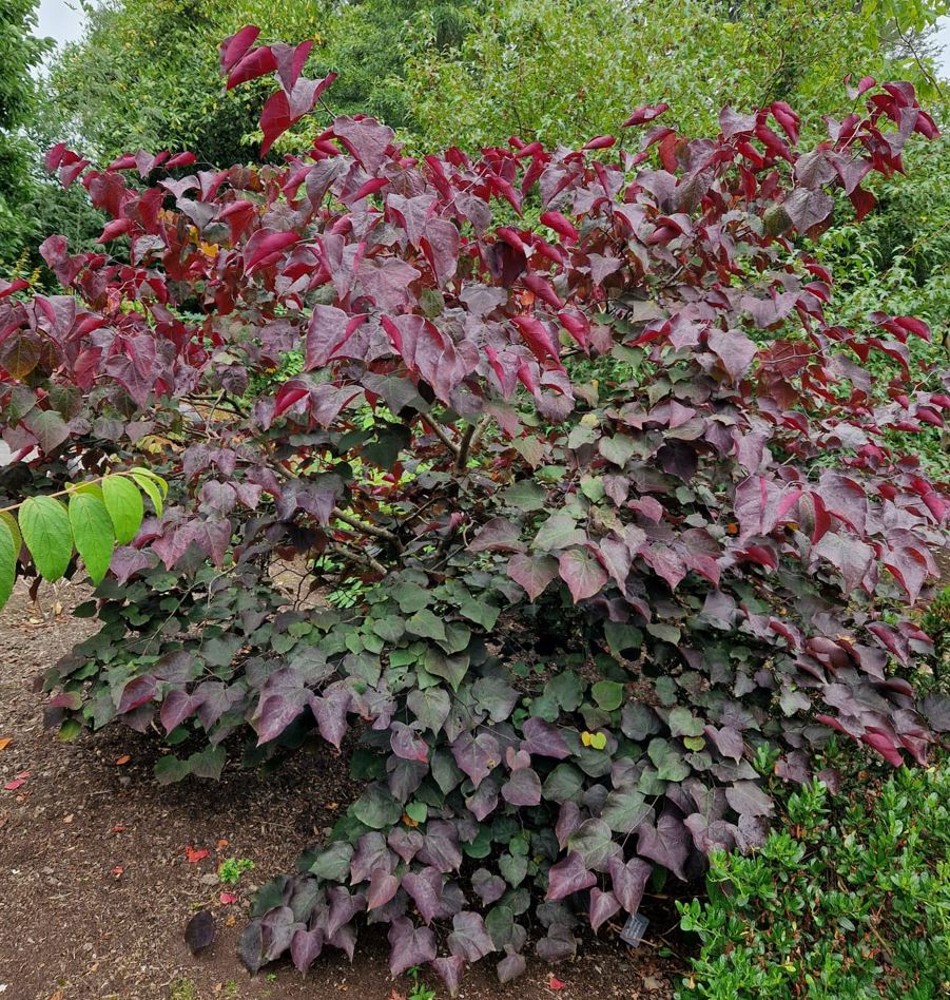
[402,0,950,150]
[0,0,51,266]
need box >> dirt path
[0,583,685,1000]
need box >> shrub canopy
[0,29,947,991]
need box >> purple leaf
[310,687,350,748]
[501,767,542,807]
[558,548,608,602]
[255,694,306,745]
[589,888,621,932]
[507,554,560,601]
[367,869,399,911]
[451,731,501,789]
[497,953,527,984]
[402,867,444,924]
[707,328,757,381]
[185,909,215,953]
[448,910,495,962]
[469,517,525,553]
[431,955,466,996]
[472,868,507,905]
[814,533,875,593]
[350,832,392,883]
[636,810,690,880]
[535,924,576,963]
[725,780,774,818]
[418,820,462,873]
[306,305,367,369]
[704,725,745,761]
[521,717,571,759]
[390,722,430,762]
[290,928,324,972]
[546,851,596,901]
[607,856,652,915]
[388,918,437,977]
[734,477,803,540]
[117,675,157,715]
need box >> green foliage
[219,857,255,885]
[0,470,167,603]
[921,585,950,684]
[0,0,52,264]
[47,0,275,165]
[403,0,949,150]
[811,131,950,480]
[407,965,438,1000]
[678,760,950,999]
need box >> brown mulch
[0,582,688,1000]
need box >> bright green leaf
[102,475,144,545]
[0,516,16,609]
[130,470,164,516]
[19,496,73,581]
[68,492,115,584]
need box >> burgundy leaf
[448,911,494,962]
[117,675,157,715]
[367,869,399,911]
[546,851,596,901]
[388,918,437,978]
[290,928,324,972]
[501,767,542,807]
[226,44,277,90]
[469,518,525,553]
[401,867,444,924]
[521,717,570,759]
[607,856,652,915]
[558,548,608,602]
[636,810,689,880]
[507,554,560,601]
[623,103,670,127]
[589,888,621,932]
[255,694,305,745]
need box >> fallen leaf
[185,909,216,953]
[115,754,131,766]
[185,845,210,864]
[0,738,12,751]
[216,837,229,851]
[3,771,29,791]
[111,865,124,878]
[63,813,74,824]
[548,976,567,991]
[111,824,126,834]
[219,891,237,906]
[390,991,407,1000]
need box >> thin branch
[332,507,403,550]
[328,539,387,577]
[455,420,482,471]
[454,415,491,472]
[0,471,140,514]
[420,414,460,457]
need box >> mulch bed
[0,581,688,1000]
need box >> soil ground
[0,582,688,1000]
